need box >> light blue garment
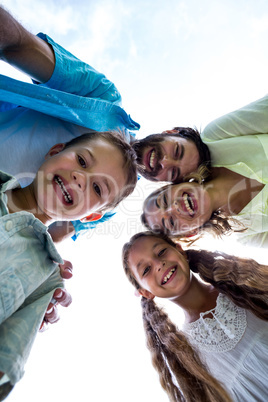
[0,33,140,140]
[0,33,140,239]
[0,171,64,385]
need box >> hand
[58,259,73,279]
[39,260,73,331]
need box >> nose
[157,260,166,272]
[164,201,177,215]
[71,171,86,192]
[159,155,173,169]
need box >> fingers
[59,259,73,279]
[39,288,72,331]
[53,288,72,308]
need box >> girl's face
[34,138,126,222]
[143,182,213,236]
[128,236,191,300]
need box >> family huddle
[0,5,267,401]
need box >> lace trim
[183,294,247,353]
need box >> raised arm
[201,94,268,142]
[0,6,123,104]
[0,6,55,83]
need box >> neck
[170,275,219,323]
[204,167,264,215]
[6,183,52,225]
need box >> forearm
[201,94,268,141]
[48,221,76,243]
[0,6,55,83]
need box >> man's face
[34,138,126,222]
[136,134,200,183]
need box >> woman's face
[143,182,213,236]
[128,236,191,300]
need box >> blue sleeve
[71,211,116,241]
[36,33,122,105]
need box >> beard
[133,137,164,180]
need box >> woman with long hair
[122,231,268,401]
[141,164,268,247]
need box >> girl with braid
[122,231,268,402]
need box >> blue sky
[2,0,268,401]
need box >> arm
[201,94,268,142]
[0,6,55,83]
[0,6,122,104]
[48,221,75,243]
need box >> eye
[158,248,167,257]
[163,193,168,208]
[170,216,174,228]
[143,266,151,276]
[174,144,179,158]
[78,155,86,168]
[93,182,101,197]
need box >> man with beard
[133,95,268,185]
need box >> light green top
[201,94,268,247]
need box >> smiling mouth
[54,175,73,204]
[162,267,177,285]
[145,148,157,171]
[149,149,156,170]
[182,193,195,216]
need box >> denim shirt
[0,171,64,385]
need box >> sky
[1,0,268,401]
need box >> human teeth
[183,193,194,215]
[163,268,176,284]
[149,150,155,169]
[54,176,73,203]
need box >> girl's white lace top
[183,293,268,401]
[183,293,247,352]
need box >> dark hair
[122,231,268,401]
[132,127,211,182]
[64,131,137,210]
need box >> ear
[184,229,199,238]
[175,242,187,259]
[162,129,179,134]
[80,212,103,223]
[138,288,155,300]
[45,143,66,159]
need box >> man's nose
[159,155,172,169]
[71,171,86,191]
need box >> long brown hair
[122,231,268,401]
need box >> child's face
[34,138,126,222]
[128,236,191,300]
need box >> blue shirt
[0,33,140,239]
